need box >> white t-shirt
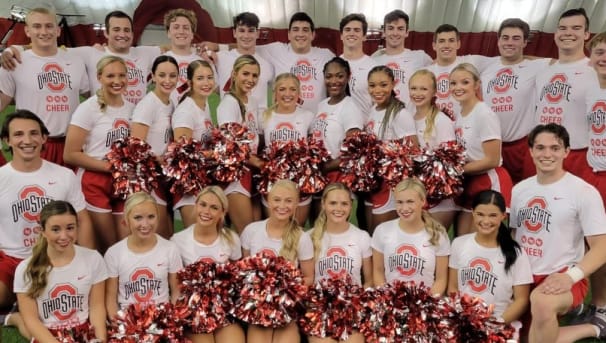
[104,235,182,308]
[257,42,334,112]
[71,46,161,105]
[414,111,456,149]
[454,101,501,163]
[0,49,88,137]
[131,92,174,155]
[585,87,606,171]
[241,219,314,262]
[310,97,365,159]
[170,225,242,266]
[216,50,274,112]
[13,246,107,329]
[163,50,202,101]
[371,219,451,286]
[372,49,433,107]
[449,233,533,318]
[262,107,315,147]
[69,96,133,160]
[216,93,261,153]
[534,58,600,149]
[309,224,371,286]
[0,161,86,259]
[172,97,214,141]
[366,105,416,141]
[481,58,549,142]
[510,173,606,275]
[341,54,378,115]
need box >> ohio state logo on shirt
[124,268,162,303]
[178,62,189,84]
[459,258,498,295]
[310,113,328,139]
[11,186,53,223]
[291,60,317,82]
[245,112,258,141]
[515,197,552,233]
[125,60,144,87]
[435,73,450,99]
[388,244,426,276]
[365,120,375,134]
[42,284,85,321]
[540,74,572,104]
[37,63,73,92]
[486,68,519,94]
[105,119,130,147]
[318,246,355,278]
[589,101,606,135]
[269,122,301,142]
[386,62,405,84]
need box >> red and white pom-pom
[257,137,330,195]
[230,255,307,328]
[379,137,423,189]
[108,302,191,343]
[358,284,398,342]
[339,131,382,192]
[39,321,96,343]
[106,137,161,200]
[299,275,363,341]
[208,123,252,183]
[162,136,214,197]
[415,141,465,207]
[177,260,237,333]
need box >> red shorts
[370,182,395,214]
[457,166,512,210]
[79,169,124,214]
[224,171,253,197]
[0,250,22,291]
[532,268,588,311]
[564,148,592,181]
[502,136,534,184]
[0,153,6,167]
[584,170,606,209]
[41,137,66,166]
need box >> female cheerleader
[408,69,458,229]
[262,73,315,225]
[170,186,244,343]
[241,179,314,343]
[104,192,182,319]
[449,63,511,235]
[64,55,133,252]
[12,201,107,342]
[371,178,450,295]
[366,66,419,233]
[448,190,532,327]
[216,54,263,234]
[172,60,216,227]
[130,55,179,238]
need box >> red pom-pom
[257,137,330,195]
[42,321,96,343]
[162,136,214,197]
[299,275,363,341]
[177,260,237,333]
[230,255,307,327]
[339,131,382,192]
[379,137,423,189]
[208,123,252,183]
[358,284,398,342]
[415,141,465,207]
[106,137,161,200]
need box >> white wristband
[565,266,585,283]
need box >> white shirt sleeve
[297,231,314,261]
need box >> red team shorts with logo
[369,181,395,215]
[42,137,66,166]
[502,136,534,184]
[457,166,512,210]
[79,169,124,214]
[224,170,253,197]
[533,267,588,310]
[0,250,22,289]
[564,148,592,181]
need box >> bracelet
[565,266,585,283]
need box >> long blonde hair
[196,186,237,248]
[263,73,301,123]
[409,69,441,143]
[229,54,260,121]
[395,178,446,246]
[269,179,303,262]
[96,55,127,112]
[26,201,78,298]
[310,183,352,260]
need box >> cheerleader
[241,179,314,343]
[371,178,450,295]
[130,55,179,239]
[170,186,244,343]
[216,54,263,234]
[104,192,182,320]
[366,66,419,233]
[449,63,512,235]
[64,55,133,252]
[448,190,532,328]
[172,60,216,227]
[408,69,458,229]
[262,73,315,225]
[12,201,107,342]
